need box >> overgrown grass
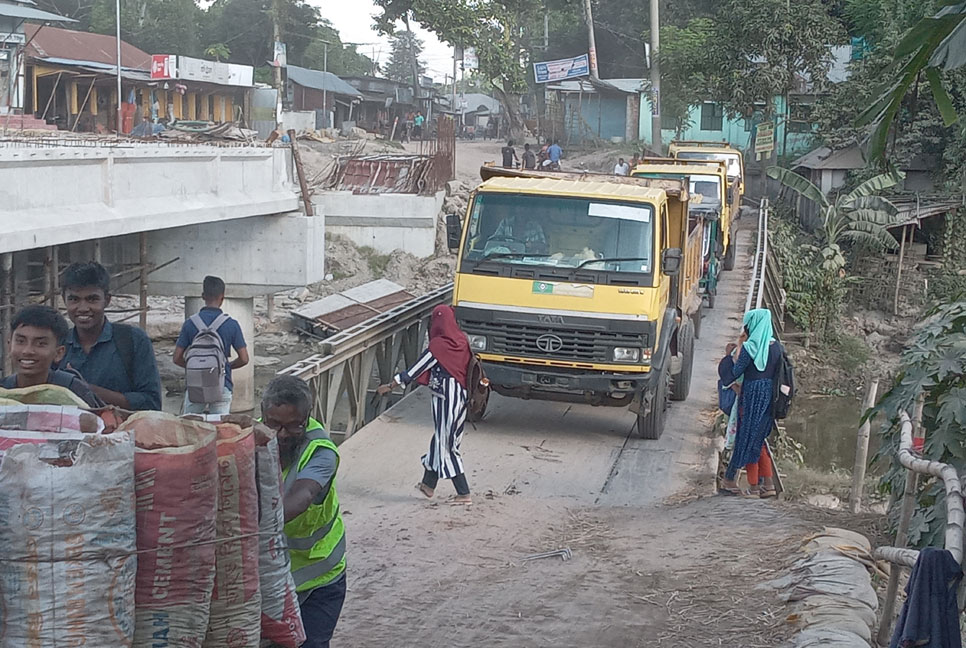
[830,331,871,372]
[359,246,392,277]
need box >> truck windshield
[462,193,654,274]
[676,152,741,179]
[688,174,722,206]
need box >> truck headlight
[467,334,487,351]
[613,347,642,363]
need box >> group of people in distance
[501,139,563,170]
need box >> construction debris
[292,279,414,339]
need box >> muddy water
[783,394,882,473]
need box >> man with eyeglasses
[261,375,346,648]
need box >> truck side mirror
[662,247,683,276]
[446,213,462,253]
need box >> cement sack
[0,429,136,647]
[203,422,261,648]
[119,412,219,648]
[786,627,870,647]
[254,423,305,647]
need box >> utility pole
[649,0,661,154]
[322,41,329,129]
[403,14,420,115]
[115,0,122,136]
[582,0,599,79]
[272,0,282,90]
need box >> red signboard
[150,55,176,79]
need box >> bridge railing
[745,198,785,330]
[873,407,965,643]
[278,284,454,439]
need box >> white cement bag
[0,430,136,647]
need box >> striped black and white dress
[395,349,468,479]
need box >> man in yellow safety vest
[261,376,346,648]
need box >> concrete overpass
[0,138,325,409]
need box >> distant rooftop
[287,65,362,97]
[25,24,150,69]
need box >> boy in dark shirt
[501,140,518,168]
[1,305,100,407]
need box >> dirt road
[332,226,811,647]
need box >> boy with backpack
[2,305,101,407]
[173,276,249,414]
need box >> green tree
[384,31,425,83]
[301,21,375,76]
[767,166,903,338]
[655,18,715,135]
[89,0,204,56]
[873,300,966,548]
[205,43,231,61]
[856,2,966,161]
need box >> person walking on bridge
[718,309,782,498]
[377,306,472,505]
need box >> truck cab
[668,140,745,212]
[631,159,733,303]
[447,169,702,439]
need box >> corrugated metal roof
[0,2,74,21]
[287,65,362,97]
[25,24,150,69]
[479,176,666,202]
[792,145,866,170]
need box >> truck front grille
[460,319,647,363]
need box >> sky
[316,2,456,80]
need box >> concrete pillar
[184,296,256,413]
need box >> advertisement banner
[754,121,775,155]
[179,56,230,85]
[150,54,177,80]
[532,54,590,84]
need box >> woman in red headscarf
[377,306,473,504]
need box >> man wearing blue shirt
[59,262,162,411]
[173,275,249,414]
[548,139,563,163]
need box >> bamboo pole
[850,379,880,514]
[876,395,926,646]
[71,78,96,132]
[1,253,12,375]
[139,233,148,330]
[40,72,62,122]
[893,224,910,316]
[288,129,315,217]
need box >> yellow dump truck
[668,140,745,230]
[444,167,703,439]
[632,158,733,303]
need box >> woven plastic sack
[0,383,90,407]
[118,412,219,648]
[254,422,305,647]
[0,429,136,647]
[203,422,261,648]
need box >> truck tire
[692,305,703,340]
[635,362,669,440]
[723,238,737,271]
[670,320,695,402]
[706,284,716,309]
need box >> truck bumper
[482,361,654,407]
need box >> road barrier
[278,284,454,439]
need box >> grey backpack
[185,312,230,404]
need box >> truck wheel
[707,284,716,309]
[635,362,669,440]
[670,320,695,402]
[723,239,737,271]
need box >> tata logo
[535,334,564,353]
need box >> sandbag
[0,403,103,435]
[203,422,261,648]
[119,412,219,648]
[0,383,90,407]
[254,423,305,647]
[0,429,136,647]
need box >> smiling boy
[58,262,162,411]
[1,305,100,407]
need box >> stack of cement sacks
[764,527,882,647]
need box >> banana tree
[766,167,904,255]
[856,2,966,161]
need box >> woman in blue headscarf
[719,308,783,498]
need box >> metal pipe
[115,0,122,137]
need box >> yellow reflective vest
[282,418,346,590]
